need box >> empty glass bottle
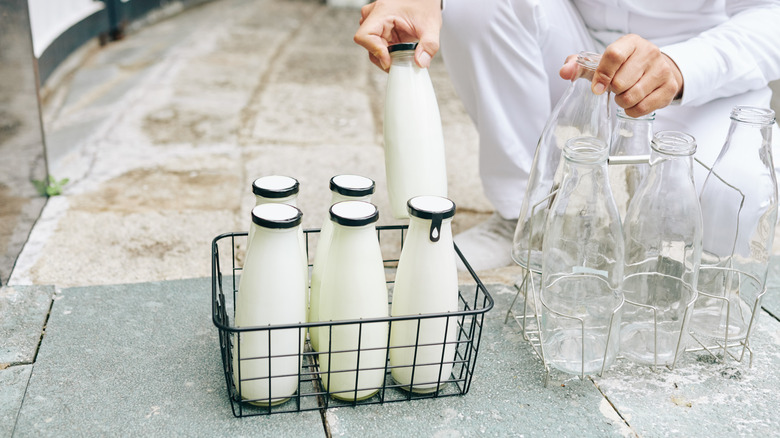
[512,51,611,272]
[620,131,701,367]
[691,106,777,343]
[609,109,655,219]
[540,136,623,377]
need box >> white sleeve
[660,0,780,107]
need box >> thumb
[415,33,440,69]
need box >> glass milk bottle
[621,131,701,367]
[232,203,307,406]
[512,51,611,272]
[692,107,777,342]
[248,175,300,247]
[609,109,655,219]
[540,136,624,377]
[309,175,375,351]
[390,196,458,393]
[384,42,448,219]
[318,201,389,401]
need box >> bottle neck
[390,50,416,68]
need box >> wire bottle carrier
[506,156,768,385]
[212,225,494,417]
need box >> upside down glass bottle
[691,107,777,343]
[620,131,702,367]
[512,51,611,272]
[540,136,623,377]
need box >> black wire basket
[211,225,494,417]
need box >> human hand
[559,34,684,117]
[354,0,442,72]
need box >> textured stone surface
[0,365,31,438]
[0,285,53,365]
[13,278,324,437]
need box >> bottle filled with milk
[309,175,375,352]
[317,201,389,401]
[390,196,458,392]
[384,42,448,219]
[232,203,307,406]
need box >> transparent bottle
[384,42,448,219]
[609,109,655,219]
[620,131,701,367]
[540,136,623,377]
[317,201,389,401]
[390,196,458,393]
[232,203,307,406]
[512,52,611,272]
[691,106,777,343]
[309,175,375,352]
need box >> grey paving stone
[594,313,780,437]
[322,284,630,437]
[13,278,324,437]
[0,285,54,366]
[0,365,31,438]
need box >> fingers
[593,34,683,116]
[415,31,440,69]
[558,54,579,80]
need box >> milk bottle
[232,203,307,406]
[389,196,458,392]
[309,175,375,352]
[317,201,388,401]
[384,42,448,219]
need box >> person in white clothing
[355,0,780,271]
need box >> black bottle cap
[388,42,418,53]
[407,196,456,242]
[251,203,303,229]
[252,175,299,199]
[330,174,375,197]
[329,201,379,227]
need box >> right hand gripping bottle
[317,201,389,401]
[390,196,458,393]
[540,136,624,377]
[232,203,307,406]
[512,52,611,272]
[309,175,375,352]
[383,42,448,219]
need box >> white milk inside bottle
[317,201,388,401]
[309,175,375,352]
[390,196,458,392]
[232,203,307,406]
[384,42,448,219]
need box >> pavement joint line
[762,306,780,323]
[589,377,639,438]
[10,361,35,437]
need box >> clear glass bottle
[609,109,655,219]
[317,201,389,401]
[232,203,307,406]
[691,106,777,342]
[540,136,623,377]
[512,51,611,272]
[620,131,701,367]
[309,175,375,352]
[384,42,448,219]
[390,196,458,393]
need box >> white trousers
[440,0,780,219]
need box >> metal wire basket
[212,225,494,417]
